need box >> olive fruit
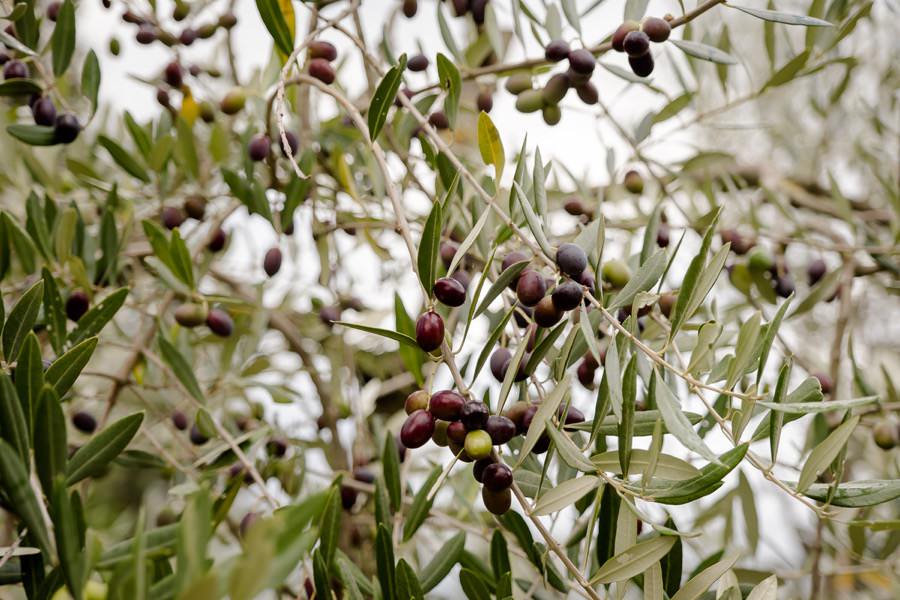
[485,415,516,445]
[556,243,588,278]
[32,97,56,126]
[515,89,545,113]
[812,372,833,396]
[516,270,547,306]
[403,0,418,18]
[623,31,650,57]
[482,486,512,515]
[267,438,288,457]
[473,457,495,483]
[415,311,444,351]
[279,131,299,157]
[460,401,489,431]
[407,54,429,72]
[544,40,570,62]
[470,0,488,24]
[747,249,774,273]
[3,60,28,79]
[66,290,89,322]
[433,277,466,307]
[446,421,467,444]
[164,61,183,88]
[208,227,227,252]
[505,73,533,95]
[623,169,644,194]
[534,296,563,327]
[171,411,189,431]
[774,275,795,298]
[575,82,599,105]
[482,463,513,491]
[206,308,233,337]
[400,409,435,448]
[239,512,259,537]
[432,420,450,446]
[319,306,341,326]
[448,440,473,462]
[579,268,596,292]
[174,302,208,328]
[490,348,512,381]
[309,40,337,61]
[567,48,596,75]
[54,113,81,144]
[656,223,670,247]
[641,17,671,43]
[658,292,676,318]
[428,110,450,130]
[602,259,631,288]
[502,250,530,272]
[135,27,157,44]
[340,486,358,509]
[405,390,429,415]
[577,359,596,388]
[542,73,570,105]
[162,206,186,230]
[308,58,336,84]
[72,411,97,434]
[476,90,493,113]
[47,2,61,20]
[612,21,640,52]
[220,88,246,114]
[552,280,583,311]
[807,259,827,286]
[628,52,654,77]
[542,104,562,126]
[218,12,238,28]
[181,195,206,221]
[248,134,271,161]
[189,424,209,445]
[504,402,530,434]
[439,241,458,267]
[872,421,898,450]
[429,390,465,421]
[263,247,282,276]
[464,430,492,460]
[560,405,585,425]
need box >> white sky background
[73,1,897,597]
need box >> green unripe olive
[220,88,246,115]
[464,429,493,460]
[109,37,121,56]
[873,421,898,450]
[542,104,562,126]
[747,248,775,272]
[541,73,570,105]
[405,390,429,414]
[504,73,533,95]
[174,302,208,327]
[601,260,631,288]
[515,89,545,113]
[623,169,644,194]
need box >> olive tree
[0,1,896,599]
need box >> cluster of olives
[120,3,236,48]
[504,42,597,125]
[611,16,672,78]
[173,302,235,337]
[445,0,492,25]
[160,199,228,253]
[308,40,338,85]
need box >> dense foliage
[0,1,896,599]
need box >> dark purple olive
[161,206,186,230]
[473,457,495,483]
[407,54,429,72]
[239,512,259,536]
[263,247,282,276]
[341,486,358,509]
[560,405,585,424]
[400,409,435,448]
[319,306,341,325]
[164,61,183,88]
[267,437,288,457]
[502,251,529,272]
[567,48,596,75]
[32,97,56,126]
[309,40,338,62]
[575,82,599,105]
[46,2,61,21]
[354,469,376,484]
[628,52,654,78]
[65,290,89,322]
[774,275,795,298]
[516,270,547,306]
[623,31,650,57]
[656,223,670,248]
[208,227,227,252]
[813,372,833,396]
[556,243,588,278]
[641,17,671,43]
[504,402,530,434]
[451,270,471,290]
[807,259,827,286]
[545,39,571,62]
[534,296,563,328]
[72,411,96,434]
[612,21,640,52]
[460,402,489,431]
[54,113,81,144]
[433,277,466,307]
[415,311,444,351]
[439,241,458,268]
[183,195,206,220]
[428,111,450,130]
[135,27,157,44]
[482,463,513,491]
[308,58,336,84]
[476,90,493,113]
[577,360,596,388]
[3,60,28,79]
[490,348,511,382]
[446,421,467,444]
[206,308,234,337]
[485,415,516,445]
[429,390,465,421]
[171,411,189,430]
[482,486,511,514]
[279,131,299,157]
[248,134,271,161]
[179,29,197,45]
[552,280,583,311]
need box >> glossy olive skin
[248,134,271,161]
[429,390,465,421]
[415,311,445,351]
[552,280,583,311]
[405,390,429,415]
[32,97,57,126]
[464,430,493,460]
[567,48,595,74]
[72,411,97,434]
[66,290,89,322]
[575,82,599,105]
[602,260,631,288]
[577,359,596,388]
[774,275,795,298]
[490,347,512,381]
[309,40,338,61]
[641,17,671,43]
[263,247,282,276]
[545,39,570,62]
[460,401,489,431]
[623,31,650,56]
[448,439,473,462]
[433,277,467,307]
[556,243,588,278]
[485,415,516,445]
[473,457,495,483]
[516,270,547,306]
[504,401,530,434]
[873,421,898,450]
[206,308,234,337]
[208,227,227,252]
[482,463,513,492]
[407,54,429,72]
[482,486,512,515]
[400,409,436,448]
[658,293,676,318]
[534,296,563,327]
[189,424,209,445]
[628,52,654,77]
[623,170,644,194]
[174,303,208,328]
[446,420,467,444]
[432,420,450,446]
[439,241,458,267]
[428,111,450,129]
[308,58,336,84]
[612,21,640,52]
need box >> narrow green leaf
[34,386,67,496]
[45,337,98,398]
[729,5,832,27]
[517,375,569,463]
[335,320,420,350]
[158,334,205,403]
[0,439,52,556]
[418,186,447,292]
[0,371,30,466]
[670,550,740,600]
[618,355,637,475]
[67,412,144,485]
[2,280,43,361]
[52,477,85,600]
[609,249,667,311]
[795,479,900,508]
[375,524,396,600]
[41,268,66,354]
[168,228,195,289]
[419,532,465,592]
[14,332,42,436]
[725,312,761,390]
[544,425,595,472]
[512,181,553,257]
[533,475,599,515]
[797,415,859,493]
[397,559,425,600]
[592,449,700,480]
[670,39,738,64]
[67,287,128,345]
[403,466,441,541]
[6,124,56,146]
[477,111,504,181]
[368,54,407,140]
[81,50,100,113]
[758,395,877,414]
[382,434,401,513]
[475,260,529,316]
[436,53,461,128]
[318,485,341,567]
[98,135,151,182]
[50,0,76,77]
[591,536,677,584]
[255,0,294,55]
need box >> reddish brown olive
[309,40,337,61]
[812,372,834,396]
[263,247,282,277]
[439,241,458,268]
[429,390,465,421]
[658,293,676,318]
[567,48,596,75]
[516,270,547,306]
[577,360,596,388]
[612,21,640,52]
[490,348,512,382]
[206,308,233,337]
[575,82,599,105]
[400,409,435,448]
[485,415,516,445]
[446,420,467,444]
[623,31,650,57]
[162,206,186,230]
[476,90,493,113]
[641,17,671,43]
[504,401,530,434]
[560,405,585,425]
[171,411,189,430]
[545,39,571,62]
[208,227,227,252]
[248,134,271,161]
[482,463,513,491]
[407,54,429,72]
[415,311,444,352]
[308,58,336,84]
[428,111,450,130]
[433,277,467,307]
[183,195,207,220]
